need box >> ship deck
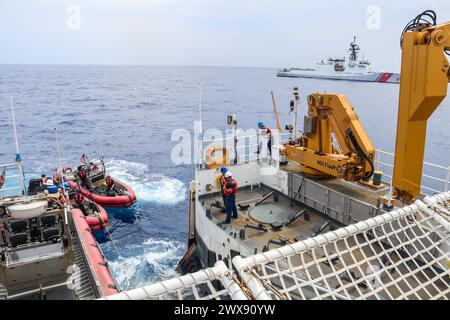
[202,185,341,255]
[198,175,449,300]
[200,160,397,255]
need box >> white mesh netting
[233,193,450,300]
[102,192,450,300]
[101,261,248,300]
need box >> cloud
[1,0,449,68]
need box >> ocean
[0,64,449,289]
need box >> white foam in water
[108,238,185,290]
[105,159,186,205]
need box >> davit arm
[393,11,450,203]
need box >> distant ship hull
[277,70,400,83]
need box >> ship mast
[348,36,360,62]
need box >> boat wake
[105,159,186,205]
[108,238,185,290]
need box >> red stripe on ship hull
[377,72,394,83]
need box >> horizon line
[0,63,281,69]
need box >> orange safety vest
[220,175,226,191]
[58,194,66,204]
[106,177,114,187]
[75,193,84,204]
[223,179,238,196]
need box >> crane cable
[400,10,448,56]
[400,10,437,48]
[345,129,374,180]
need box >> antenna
[54,128,64,181]
[10,97,26,195]
[348,36,360,62]
[197,86,203,167]
[289,87,300,141]
[54,128,69,225]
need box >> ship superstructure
[277,37,400,83]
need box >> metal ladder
[71,235,97,300]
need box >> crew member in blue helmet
[219,167,228,212]
[257,121,273,158]
[222,171,238,224]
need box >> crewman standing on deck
[219,167,228,212]
[257,121,273,159]
[222,171,238,224]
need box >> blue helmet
[258,121,265,127]
[220,167,228,174]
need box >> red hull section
[68,179,137,208]
[85,203,109,231]
[72,208,119,297]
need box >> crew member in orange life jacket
[258,121,273,158]
[78,167,92,189]
[56,187,66,207]
[74,191,88,216]
[222,171,238,224]
[219,167,228,212]
[105,175,115,193]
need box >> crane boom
[284,93,375,182]
[393,13,450,202]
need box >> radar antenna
[348,36,360,62]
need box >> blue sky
[1,0,449,71]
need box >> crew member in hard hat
[44,178,55,190]
[222,171,238,224]
[257,121,273,158]
[219,167,228,212]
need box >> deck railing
[0,163,25,196]
[200,131,299,164]
[199,132,450,196]
[374,149,450,196]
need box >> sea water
[0,64,448,289]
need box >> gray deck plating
[200,164,389,258]
[202,186,338,255]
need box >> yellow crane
[284,10,449,203]
[393,10,450,203]
[284,93,375,182]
